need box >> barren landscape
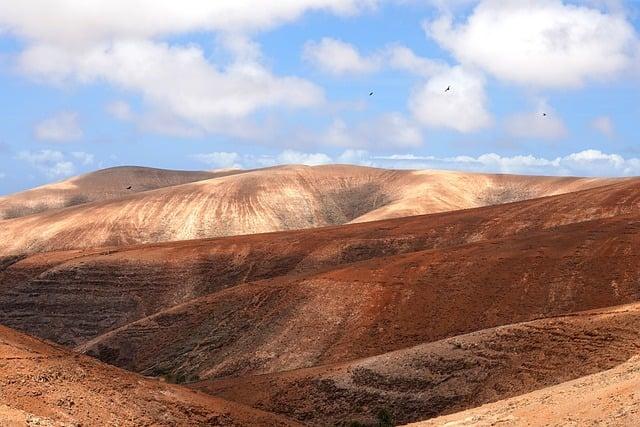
[1,165,640,425]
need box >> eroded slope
[195,303,640,425]
[0,324,297,426]
[0,166,229,219]
[0,165,614,256]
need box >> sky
[1,0,640,195]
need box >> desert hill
[76,209,640,383]
[0,165,616,256]
[0,166,236,220]
[2,177,638,348]
[1,166,639,426]
[194,303,640,425]
[411,354,640,427]
[0,324,297,426]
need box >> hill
[0,165,615,256]
[0,166,235,220]
[0,324,297,426]
[411,354,640,427]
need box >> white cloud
[275,149,333,165]
[19,41,323,137]
[325,113,423,148]
[591,115,615,138]
[386,44,447,77]
[337,149,374,165]
[17,149,76,178]
[193,148,640,177]
[106,101,134,121]
[1,1,383,139]
[191,152,243,169]
[427,0,640,88]
[303,37,381,75]
[34,111,83,142]
[191,149,333,169]
[504,100,568,140]
[409,65,492,132]
[371,149,640,176]
[0,1,376,45]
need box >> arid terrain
[1,165,639,425]
[0,165,615,256]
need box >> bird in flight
[542,113,547,117]
[126,186,132,190]
[369,92,374,96]
[444,86,451,92]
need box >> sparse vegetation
[63,194,91,208]
[376,409,394,427]
[2,203,48,220]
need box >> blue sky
[1,0,640,195]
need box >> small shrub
[376,409,394,427]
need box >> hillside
[411,355,640,427]
[195,303,640,425]
[0,324,297,426]
[1,167,638,426]
[2,178,638,349]
[0,165,615,256]
[0,166,235,220]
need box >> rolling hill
[1,165,639,426]
[0,166,234,220]
[0,165,615,256]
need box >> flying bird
[444,86,451,92]
[369,92,374,96]
[542,113,547,117]
[126,186,132,190]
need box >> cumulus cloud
[409,66,492,132]
[19,41,323,136]
[275,150,333,165]
[303,38,381,75]
[191,152,243,169]
[0,1,376,45]
[372,149,640,176]
[0,1,382,138]
[426,0,640,88]
[17,149,76,178]
[34,111,83,142]
[191,149,333,169]
[591,115,615,138]
[190,148,640,177]
[386,44,447,77]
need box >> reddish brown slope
[194,303,640,426]
[1,178,639,348]
[78,211,640,383]
[0,324,297,426]
[410,355,640,427]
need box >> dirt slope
[0,324,297,426]
[194,303,640,425]
[1,178,638,349]
[76,210,640,384]
[0,166,230,220]
[1,178,638,347]
[0,165,614,256]
[411,355,640,427]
